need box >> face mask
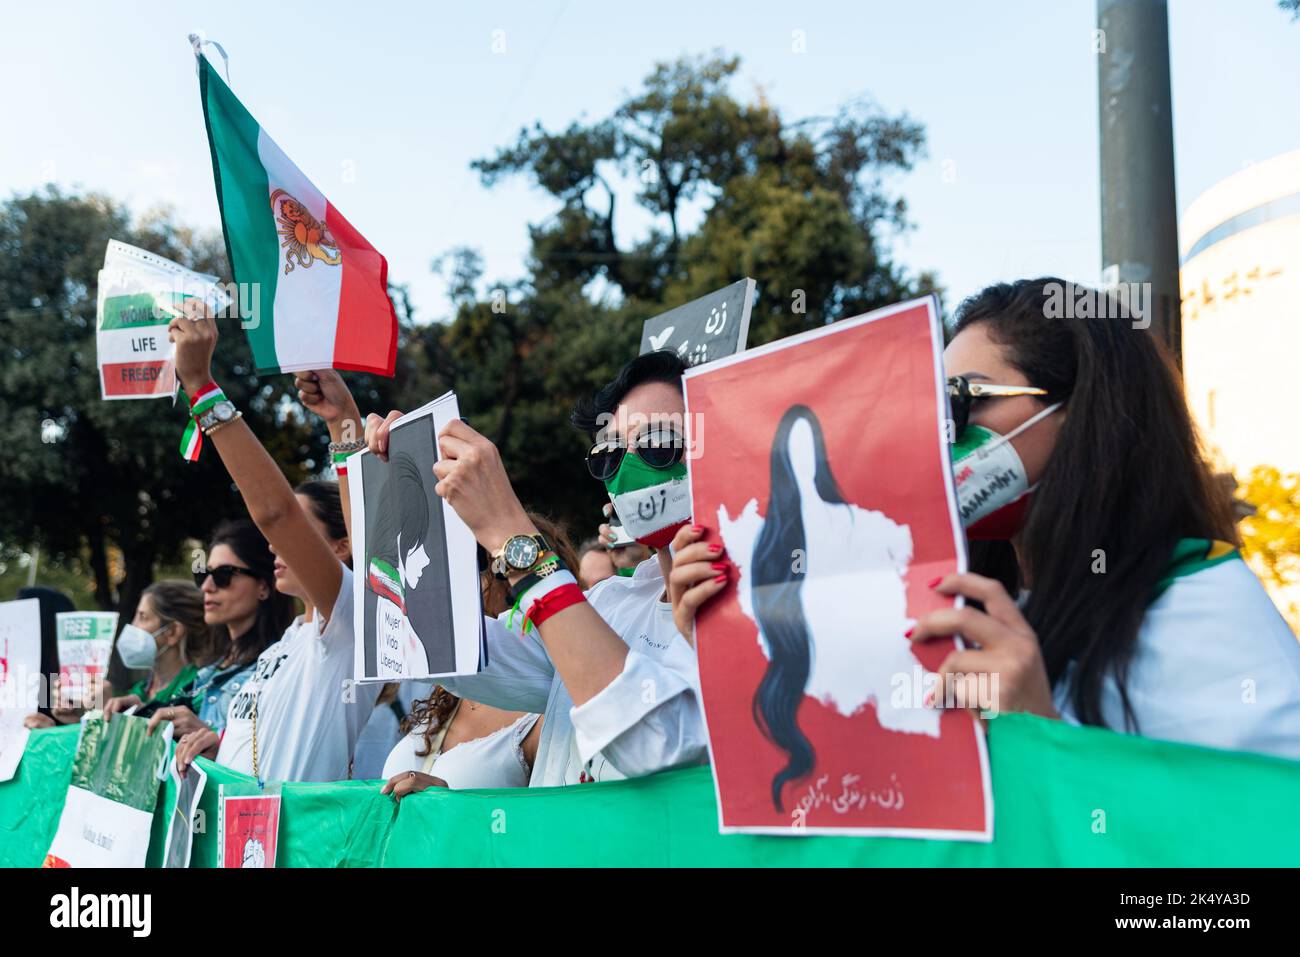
[604,449,691,550]
[951,403,1061,540]
[117,623,168,670]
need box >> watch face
[213,400,236,422]
[503,535,540,570]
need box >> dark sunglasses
[585,427,685,481]
[194,565,261,589]
[946,375,1048,439]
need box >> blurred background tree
[1237,465,1300,630]
[441,51,936,530]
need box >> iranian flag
[196,53,398,376]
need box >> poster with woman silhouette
[348,393,484,682]
[683,295,991,838]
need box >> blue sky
[3,0,1297,321]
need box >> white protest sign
[55,611,117,710]
[96,239,230,400]
[0,598,42,782]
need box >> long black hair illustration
[751,404,846,812]
[370,450,431,589]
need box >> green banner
[3,713,1299,867]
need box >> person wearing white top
[671,277,1300,763]
[167,303,382,782]
[365,354,710,787]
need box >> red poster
[683,296,991,838]
[221,793,281,868]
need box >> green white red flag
[195,51,398,376]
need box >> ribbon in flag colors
[194,48,398,377]
[179,382,225,462]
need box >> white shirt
[217,564,383,782]
[1054,557,1300,759]
[381,713,540,789]
[439,557,707,786]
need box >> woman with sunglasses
[670,277,1300,759]
[135,520,296,741]
[167,302,384,783]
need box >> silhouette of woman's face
[944,323,1064,486]
[398,530,430,591]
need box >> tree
[0,189,319,683]
[429,52,936,533]
[1237,464,1300,630]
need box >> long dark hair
[751,405,845,811]
[955,278,1237,731]
[295,480,352,568]
[370,452,429,577]
[208,519,296,666]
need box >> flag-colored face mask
[951,403,1061,540]
[603,448,691,550]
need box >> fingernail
[708,544,723,554]
[711,562,728,571]
[904,627,915,639]
[692,524,707,533]
[713,574,728,584]
[927,576,943,588]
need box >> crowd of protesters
[20,277,1300,800]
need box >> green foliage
[443,52,936,534]
[0,188,313,618]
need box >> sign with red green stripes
[96,240,230,400]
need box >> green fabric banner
[3,714,1299,867]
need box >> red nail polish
[927,576,943,588]
[711,562,728,571]
[713,574,728,584]
[904,627,915,639]
[708,544,723,553]
[691,525,705,533]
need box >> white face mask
[117,623,168,670]
[951,403,1061,539]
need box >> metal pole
[1097,0,1182,363]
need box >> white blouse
[381,712,540,789]
[1052,557,1300,759]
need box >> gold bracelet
[202,410,244,437]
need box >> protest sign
[639,278,755,367]
[43,713,170,866]
[96,240,231,400]
[219,790,280,868]
[683,295,991,838]
[163,759,208,868]
[0,598,41,782]
[348,393,484,682]
[195,52,398,377]
[55,611,117,710]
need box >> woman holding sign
[670,277,1300,760]
[165,300,382,783]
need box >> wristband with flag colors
[179,382,226,462]
[522,581,586,634]
[507,570,579,634]
[332,451,351,477]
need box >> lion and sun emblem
[270,188,342,275]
